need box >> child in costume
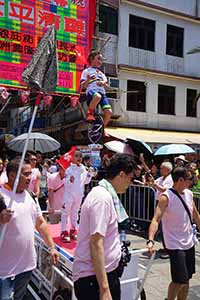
[60,149,95,242]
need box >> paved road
[128,233,200,300]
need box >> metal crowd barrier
[120,184,156,223]
[192,190,200,213]
[87,180,156,223]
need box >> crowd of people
[1,45,200,300]
[0,147,200,300]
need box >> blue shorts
[87,90,112,110]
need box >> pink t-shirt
[162,188,194,250]
[47,172,65,210]
[0,186,42,278]
[73,186,121,282]
[29,168,40,193]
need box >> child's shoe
[70,229,78,240]
[60,231,70,243]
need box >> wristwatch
[146,239,155,246]
[48,245,55,251]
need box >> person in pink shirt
[47,160,66,224]
[73,153,136,300]
[147,167,200,300]
[27,152,41,198]
[0,159,59,300]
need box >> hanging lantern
[20,90,30,104]
[70,95,79,107]
[44,94,53,107]
[0,87,9,104]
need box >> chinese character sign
[0,0,95,94]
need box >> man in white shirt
[0,160,59,300]
[147,167,200,300]
[153,162,173,201]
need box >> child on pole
[80,50,112,130]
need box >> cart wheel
[53,288,71,300]
[140,288,146,300]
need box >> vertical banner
[0,0,96,94]
[88,0,96,51]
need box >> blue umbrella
[154,144,195,156]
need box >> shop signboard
[0,0,95,94]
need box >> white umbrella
[104,140,134,155]
[7,132,60,153]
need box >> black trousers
[74,268,121,300]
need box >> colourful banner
[0,0,95,94]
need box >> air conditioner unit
[108,77,119,89]
[108,98,121,119]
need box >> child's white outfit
[61,163,93,233]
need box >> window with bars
[158,84,175,115]
[127,80,146,112]
[166,24,184,57]
[129,15,155,51]
[186,89,197,117]
[99,5,118,35]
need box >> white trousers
[61,193,82,232]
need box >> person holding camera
[73,154,136,300]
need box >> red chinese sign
[0,0,96,94]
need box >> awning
[106,127,200,145]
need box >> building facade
[99,0,200,132]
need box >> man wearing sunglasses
[147,167,200,300]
